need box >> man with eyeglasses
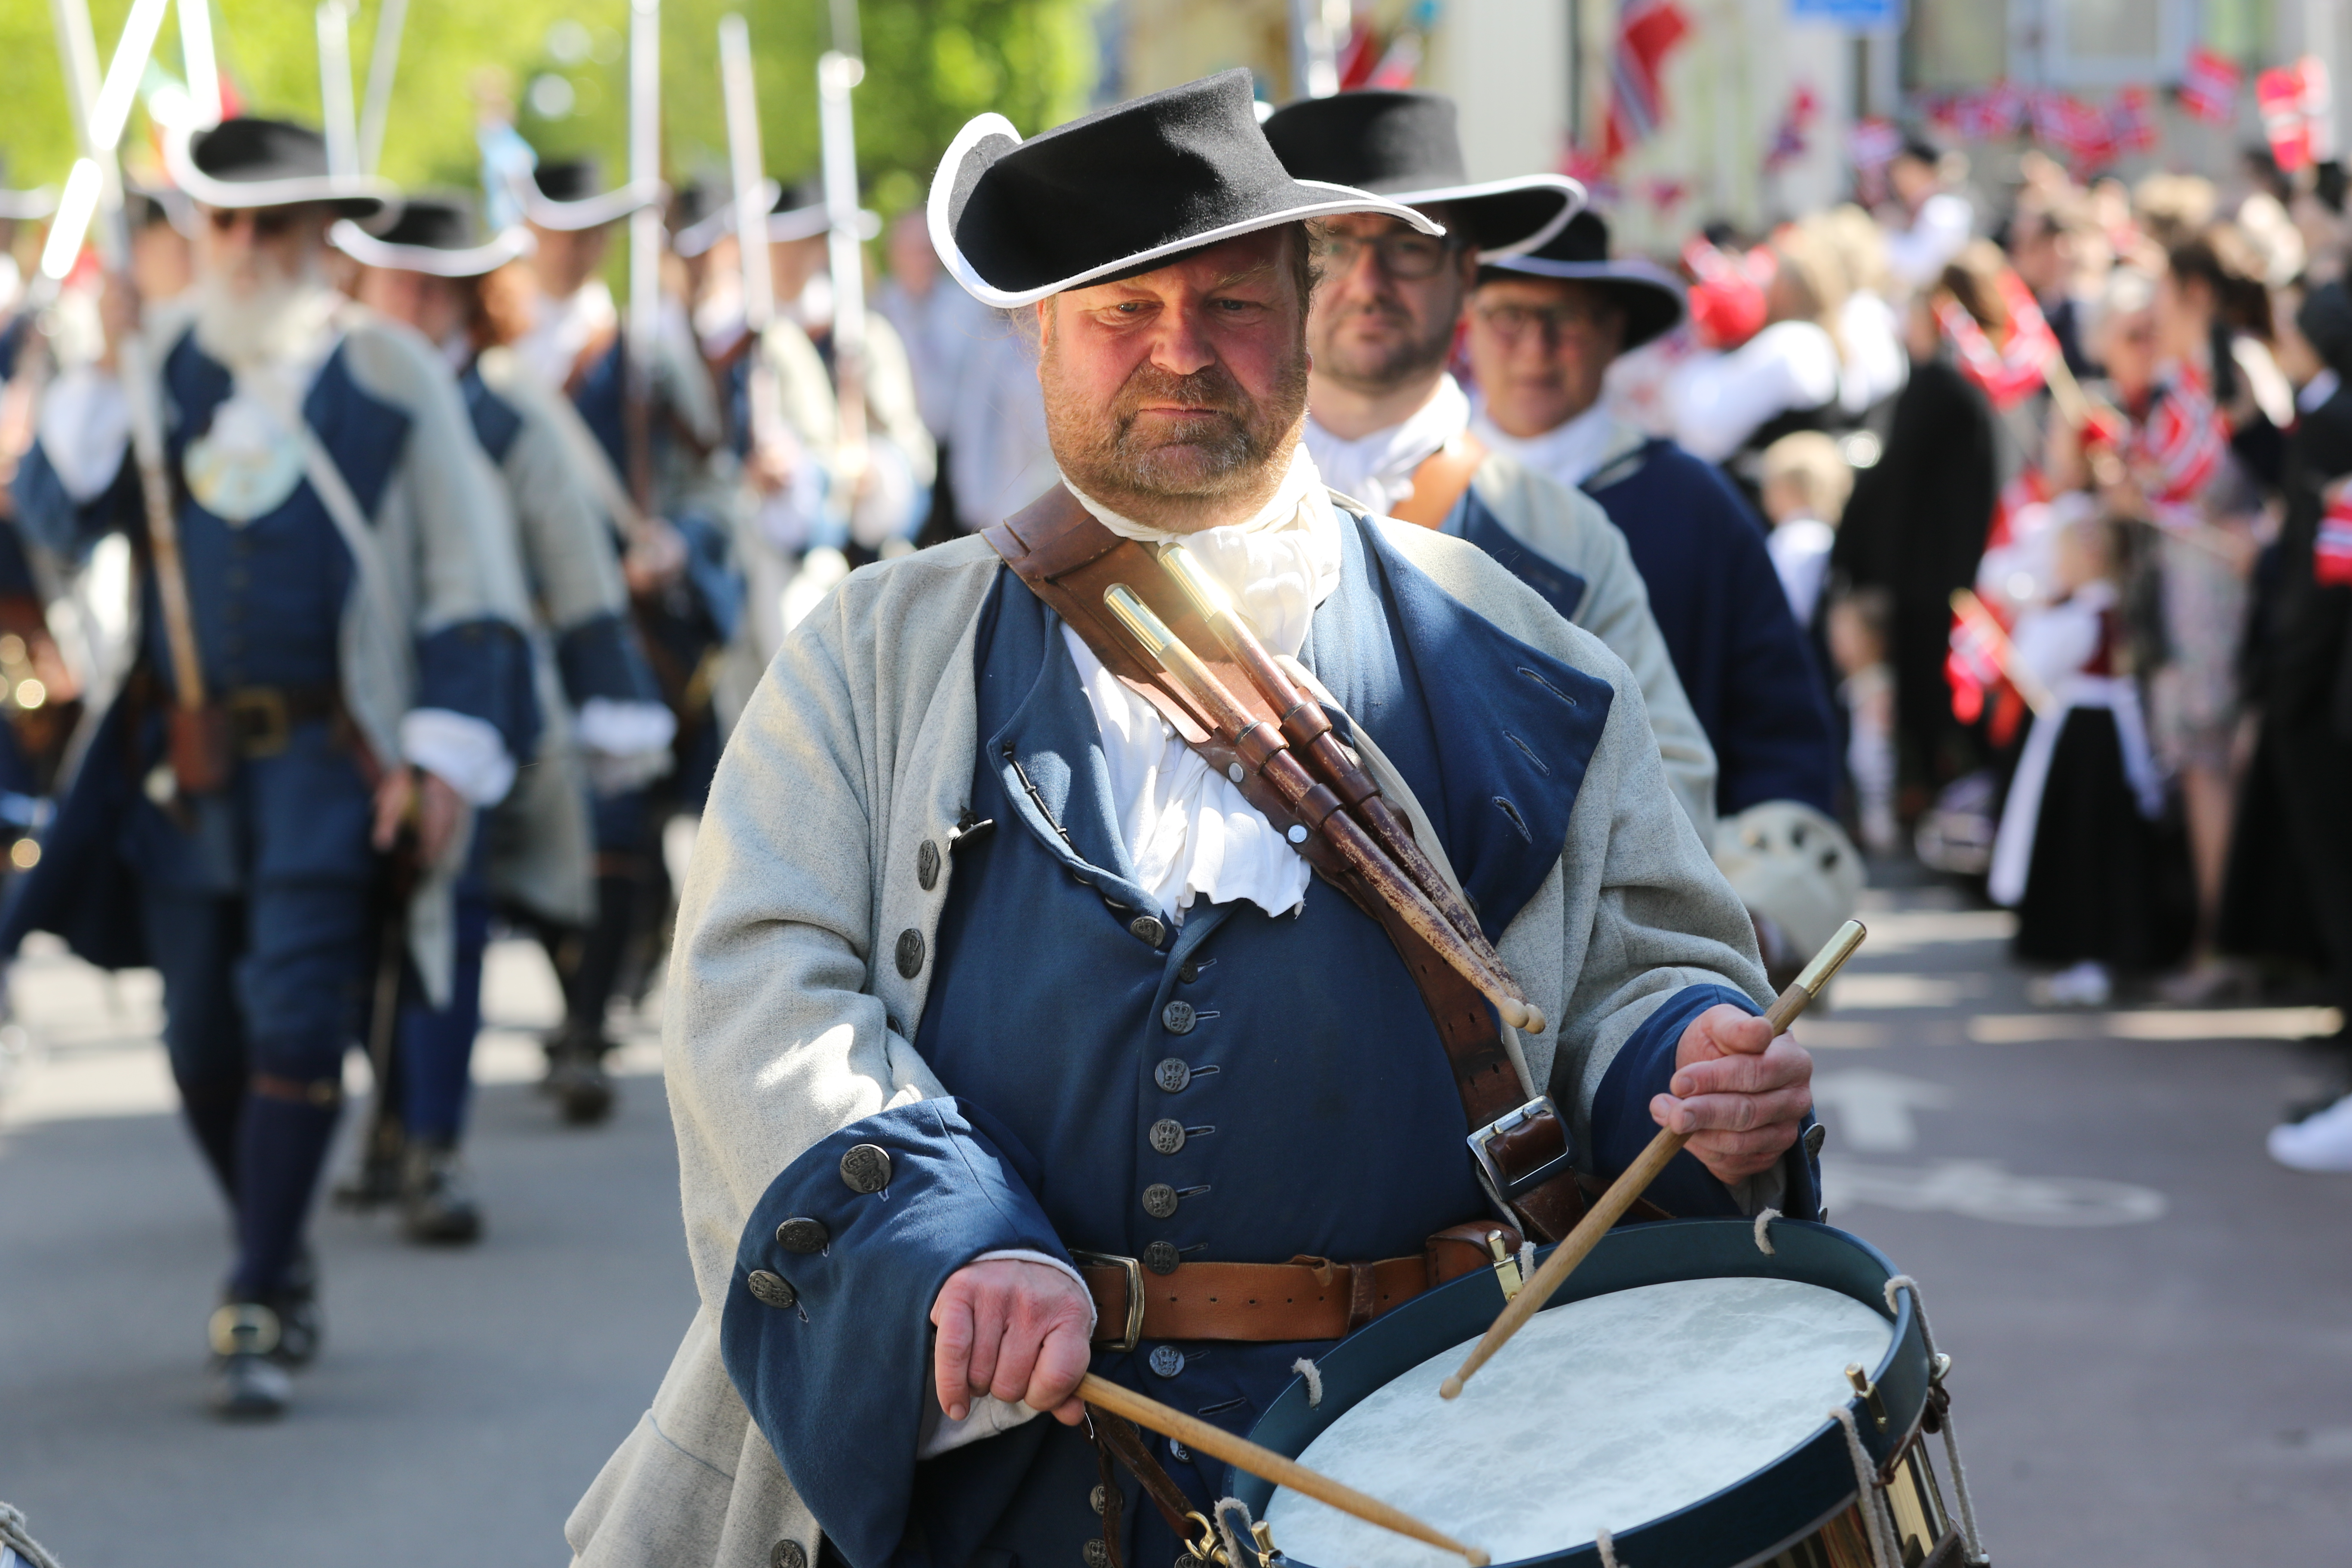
[1263,92,1719,837]
[1465,211,1850,982]
[6,119,538,1418]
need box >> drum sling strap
[984,485,1592,1243]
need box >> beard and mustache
[1041,332,1310,524]
[1307,291,1458,395]
[191,251,339,371]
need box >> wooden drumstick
[1079,1374,1491,1567]
[1105,585,1545,1035]
[1439,919,1868,1400]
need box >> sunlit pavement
[2,881,2349,1565]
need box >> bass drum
[1229,1219,1978,1568]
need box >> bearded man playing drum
[566,72,1819,1568]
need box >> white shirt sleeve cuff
[575,696,678,758]
[400,708,517,806]
[37,366,133,502]
[913,1249,1098,1460]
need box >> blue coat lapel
[983,508,1616,944]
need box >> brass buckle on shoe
[207,1302,283,1358]
[225,687,291,759]
[1467,1094,1576,1211]
[1073,1249,1146,1353]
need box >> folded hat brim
[1481,254,1687,350]
[673,179,782,258]
[930,112,1445,309]
[329,220,533,278]
[519,175,667,232]
[165,128,396,219]
[674,194,882,259]
[0,187,59,222]
[1386,172,1584,262]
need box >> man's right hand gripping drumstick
[1441,920,1867,1400]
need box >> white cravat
[1060,442,1342,923]
[1302,374,1471,518]
[513,279,616,389]
[1470,398,1620,492]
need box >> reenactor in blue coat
[4,120,539,1417]
[566,74,1822,1568]
[336,195,677,1237]
[507,157,744,1116]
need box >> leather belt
[223,683,340,759]
[1078,1222,1520,1350]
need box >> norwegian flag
[2134,366,2231,526]
[1937,271,2060,410]
[2033,90,2116,169]
[1606,0,1694,162]
[2318,484,2352,586]
[1954,83,2026,142]
[1764,85,1819,172]
[2108,85,2159,153]
[1848,116,1902,169]
[2259,66,2315,170]
[2179,45,2242,126]
[1945,611,2006,726]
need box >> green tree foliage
[0,0,1097,215]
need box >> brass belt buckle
[224,686,291,759]
[1072,1249,1146,1353]
[1467,1094,1576,1212]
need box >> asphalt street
[2,880,2349,1567]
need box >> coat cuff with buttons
[718,1097,1073,1568]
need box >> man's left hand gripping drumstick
[1653,1004,1816,1185]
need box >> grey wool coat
[565,516,1769,1567]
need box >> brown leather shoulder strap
[1387,432,1488,528]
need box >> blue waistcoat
[1439,483,1590,624]
[1582,438,1838,815]
[717,516,1770,1568]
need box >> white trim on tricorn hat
[673,178,880,259]
[329,219,533,278]
[164,119,396,218]
[1260,91,1582,263]
[509,162,665,233]
[1480,209,1686,351]
[927,72,1442,310]
[0,187,58,222]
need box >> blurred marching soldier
[334,195,676,1236]
[876,208,992,546]
[510,156,743,1117]
[1463,211,1855,983]
[0,168,74,814]
[2,119,539,1417]
[1262,90,1719,839]
[565,73,1818,1567]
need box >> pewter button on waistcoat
[1804,1122,1827,1158]
[1128,913,1167,947]
[1141,1182,1179,1219]
[772,1541,808,1568]
[1149,1119,1187,1155]
[1161,1000,1196,1034]
[894,928,925,978]
[1142,1240,1181,1274]
[840,1143,892,1193]
[1083,1539,1112,1568]
[1090,1483,1108,1515]
[747,1270,796,1309]
[916,839,941,890]
[1148,1344,1185,1378]
[775,1217,830,1253]
[1154,1057,1191,1093]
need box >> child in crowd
[1988,512,2190,1004]
[1758,430,1853,630]
[1826,587,1900,855]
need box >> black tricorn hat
[330,192,532,277]
[674,176,879,258]
[1260,90,1582,261]
[518,155,663,232]
[1479,209,1686,351]
[928,68,1439,308]
[165,117,396,218]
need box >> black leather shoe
[401,1141,484,1244]
[333,1116,407,1210]
[208,1303,292,1419]
[547,1041,616,1125]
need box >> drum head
[1232,1219,1929,1568]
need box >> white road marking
[1813,1068,1953,1152]
[1967,1007,2344,1044]
[1822,1157,2167,1226]
[1825,972,1970,1010]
